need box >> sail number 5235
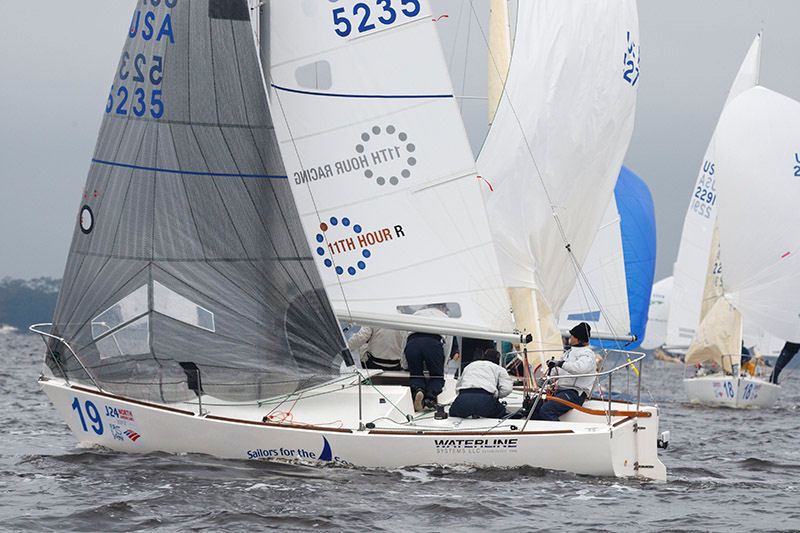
[332,0,421,38]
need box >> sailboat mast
[257,1,269,75]
[488,0,512,126]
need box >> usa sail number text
[106,0,177,118]
[332,0,421,38]
[692,160,717,219]
[107,53,165,118]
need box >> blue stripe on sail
[567,311,601,322]
[91,159,287,179]
[271,83,453,100]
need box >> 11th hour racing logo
[314,216,406,277]
[294,125,418,187]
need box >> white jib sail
[666,34,761,348]
[641,276,673,350]
[715,86,800,343]
[476,0,639,318]
[558,195,629,339]
[266,1,516,339]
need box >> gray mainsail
[47,0,347,403]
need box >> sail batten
[91,158,287,179]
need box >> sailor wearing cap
[531,322,597,421]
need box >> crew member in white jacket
[347,326,408,370]
[531,322,596,421]
[449,349,513,418]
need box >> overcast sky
[1,1,799,283]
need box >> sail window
[208,0,250,21]
[92,285,149,339]
[396,302,462,319]
[96,316,150,360]
[153,281,215,332]
[294,61,332,91]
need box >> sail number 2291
[332,0,421,38]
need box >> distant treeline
[0,277,60,331]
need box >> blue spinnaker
[592,166,656,350]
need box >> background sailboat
[682,86,800,407]
[669,35,788,407]
[666,34,761,355]
[641,276,676,360]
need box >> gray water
[2,332,799,532]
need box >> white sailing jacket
[556,345,597,396]
[455,360,514,398]
[347,326,408,368]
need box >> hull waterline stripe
[271,83,453,100]
[91,159,287,179]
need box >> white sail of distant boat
[641,276,673,351]
[669,34,788,407]
[715,87,800,344]
[33,0,665,480]
[266,0,518,341]
[476,1,640,354]
[666,34,762,351]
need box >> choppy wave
[3,334,800,532]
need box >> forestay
[559,182,627,342]
[48,0,346,403]
[715,87,800,343]
[666,34,761,348]
[267,1,516,339]
[476,0,639,318]
[559,167,656,350]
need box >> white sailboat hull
[683,373,779,408]
[40,376,665,481]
